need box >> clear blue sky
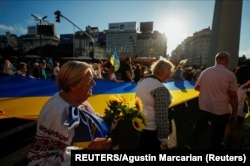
[0,0,249,58]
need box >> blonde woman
[27,61,110,165]
[136,57,174,150]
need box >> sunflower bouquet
[103,95,146,149]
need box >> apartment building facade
[1,22,211,66]
[171,27,211,67]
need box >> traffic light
[54,10,61,22]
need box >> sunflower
[103,95,146,132]
[132,117,144,131]
[109,95,121,106]
[135,97,143,111]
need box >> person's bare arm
[229,90,238,123]
[243,80,250,89]
[85,137,111,150]
[126,70,134,82]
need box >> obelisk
[207,0,243,70]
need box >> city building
[20,24,60,52]
[171,27,211,67]
[0,21,167,61]
[137,30,167,58]
[66,21,167,60]
[105,22,137,58]
[105,21,167,59]
[0,32,18,50]
[73,26,99,58]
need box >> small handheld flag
[110,51,120,72]
[178,59,188,67]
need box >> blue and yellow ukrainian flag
[0,75,199,120]
[109,50,120,72]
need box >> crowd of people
[1,55,209,83]
[90,56,208,83]
[90,56,149,83]
[1,52,250,164]
[0,57,60,79]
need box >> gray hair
[215,51,230,61]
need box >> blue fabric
[67,105,80,129]
[73,109,93,142]
[0,75,196,97]
[72,106,109,142]
[83,110,109,137]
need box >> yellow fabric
[0,89,199,120]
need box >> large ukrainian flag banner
[0,75,199,120]
[109,50,120,71]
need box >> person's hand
[243,80,250,88]
[86,137,111,150]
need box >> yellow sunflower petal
[132,117,145,131]
[135,97,143,111]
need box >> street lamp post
[31,14,48,56]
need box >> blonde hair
[151,57,174,76]
[56,61,93,92]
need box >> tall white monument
[207,0,243,70]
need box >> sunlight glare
[159,17,188,55]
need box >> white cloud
[0,24,14,32]
[16,27,27,35]
[239,49,250,59]
[0,24,27,35]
